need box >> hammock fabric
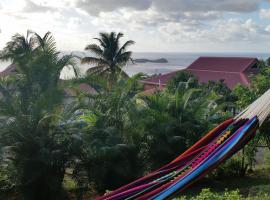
[97,89,270,200]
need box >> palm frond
[99,32,111,47]
[85,44,103,56]
[115,51,133,66]
[93,38,106,48]
[182,88,201,110]
[118,40,135,54]
[81,56,100,64]
[0,33,33,61]
[116,32,124,40]
[87,65,108,75]
[42,32,57,54]
[81,57,109,66]
[114,66,129,79]
[58,54,78,78]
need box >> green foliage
[71,71,239,194]
[0,31,80,200]
[175,189,244,200]
[166,71,199,93]
[81,32,135,84]
[233,65,270,170]
[2,31,270,200]
[135,90,209,169]
[72,76,144,193]
[174,188,270,200]
[211,157,245,178]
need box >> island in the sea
[134,58,168,63]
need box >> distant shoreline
[1,52,269,77]
[134,58,168,64]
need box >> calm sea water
[0,52,269,78]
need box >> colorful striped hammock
[97,89,270,200]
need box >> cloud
[1,0,270,52]
[207,19,265,42]
[151,0,260,13]
[260,9,270,19]
[73,0,270,49]
[67,17,83,30]
[76,0,264,16]
[23,0,57,13]
[157,18,268,44]
[76,0,152,15]
[74,0,263,34]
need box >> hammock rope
[98,89,270,200]
[235,88,270,125]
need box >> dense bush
[0,32,79,200]
[1,31,270,200]
[174,188,270,200]
[210,157,244,178]
[175,189,244,200]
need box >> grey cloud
[76,0,264,15]
[158,18,268,44]
[76,0,152,15]
[74,0,262,31]
[152,0,260,13]
[23,0,57,13]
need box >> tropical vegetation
[81,32,134,88]
[0,31,269,200]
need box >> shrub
[210,157,245,178]
[174,188,244,200]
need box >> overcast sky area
[1,0,270,52]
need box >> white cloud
[157,18,267,45]
[260,9,270,19]
[76,0,151,16]
[67,17,83,30]
[23,0,58,13]
[76,0,266,16]
[207,19,262,42]
[1,0,270,52]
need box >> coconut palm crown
[82,32,135,79]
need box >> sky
[1,0,270,52]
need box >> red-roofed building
[0,64,98,102]
[64,83,98,97]
[140,57,259,92]
[0,64,17,77]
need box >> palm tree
[82,32,135,82]
[0,31,80,200]
[0,31,78,113]
[0,31,78,87]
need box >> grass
[61,164,270,199]
[2,151,270,199]
[174,168,270,197]
[173,149,270,200]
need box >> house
[63,83,98,104]
[0,63,17,77]
[0,64,98,100]
[140,57,259,91]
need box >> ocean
[0,52,269,78]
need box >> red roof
[186,69,249,89]
[138,87,164,96]
[187,57,257,72]
[64,83,97,96]
[140,57,258,89]
[140,71,179,86]
[0,64,16,77]
[78,83,98,94]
